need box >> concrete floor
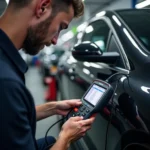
[25,66,60,140]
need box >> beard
[23,14,54,55]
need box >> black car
[57,9,150,150]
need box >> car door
[71,19,133,150]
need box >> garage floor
[25,66,60,140]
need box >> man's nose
[51,35,58,45]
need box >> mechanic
[0,0,95,150]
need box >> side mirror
[72,42,120,64]
[72,41,102,57]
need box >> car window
[82,20,110,52]
[117,10,150,53]
[107,35,125,68]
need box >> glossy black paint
[72,41,102,55]
[57,9,150,150]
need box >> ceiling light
[136,0,150,8]
[85,25,94,34]
[77,23,87,32]
[5,0,9,4]
[77,32,83,39]
[83,68,90,75]
[61,31,74,42]
[83,62,91,67]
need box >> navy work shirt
[0,29,38,150]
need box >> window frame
[107,32,126,69]
[81,19,111,52]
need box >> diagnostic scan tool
[68,80,114,119]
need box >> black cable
[105,72,129,83]
[44,109,73,150]
[44,118,65,146]
[106,72,133,93]
[105,79,119,150]
[105,109,113,150]
[43,143,55,150]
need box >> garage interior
[0,0,150,150]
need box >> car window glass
[82,20,110,52]
[108,35,125,68]
[117,10,150,53]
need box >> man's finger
[66,99,82,107]
[70,116,83,121]
[78,117,95,126]
[82,125,91,132]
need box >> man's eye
[59,25,63,31]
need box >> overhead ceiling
[84,0,116,14]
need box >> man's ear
[35,0,52,18]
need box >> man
[0,0,95,150]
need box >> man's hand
[55,99,82,116]
[36,99,81,121]
[50,116,95,150]
[60,116,95,141]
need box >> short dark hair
[9,0,31,8]
[9,0,84,18]
[52,0,84,18]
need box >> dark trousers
[37,136,56,150]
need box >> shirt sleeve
[0,79,36,150]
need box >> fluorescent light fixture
[85,25,94,34]
[83,62,91,67]
[96,11,106,17]
[83,68,90,75]
[136,0,150,8]
[90,63,102,69]
[69,69,73,73]
[67,56,77,64]
[5,0,9,4]
[77,32,83,39]
[61,31,74,42]
[123,28,148,57]
[77,23,87,32]
[112,15,122,26]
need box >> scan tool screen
[84,84,106,106]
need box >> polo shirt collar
[0,29,28,74]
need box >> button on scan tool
[86,109,90,113]
[72,114,76,117]
[82,113,86,116]
[77,113,80,116]
[74,108,78,112]
[83,107,86,110]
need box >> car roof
[89,9,150,22]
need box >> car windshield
[117,10,150,52]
